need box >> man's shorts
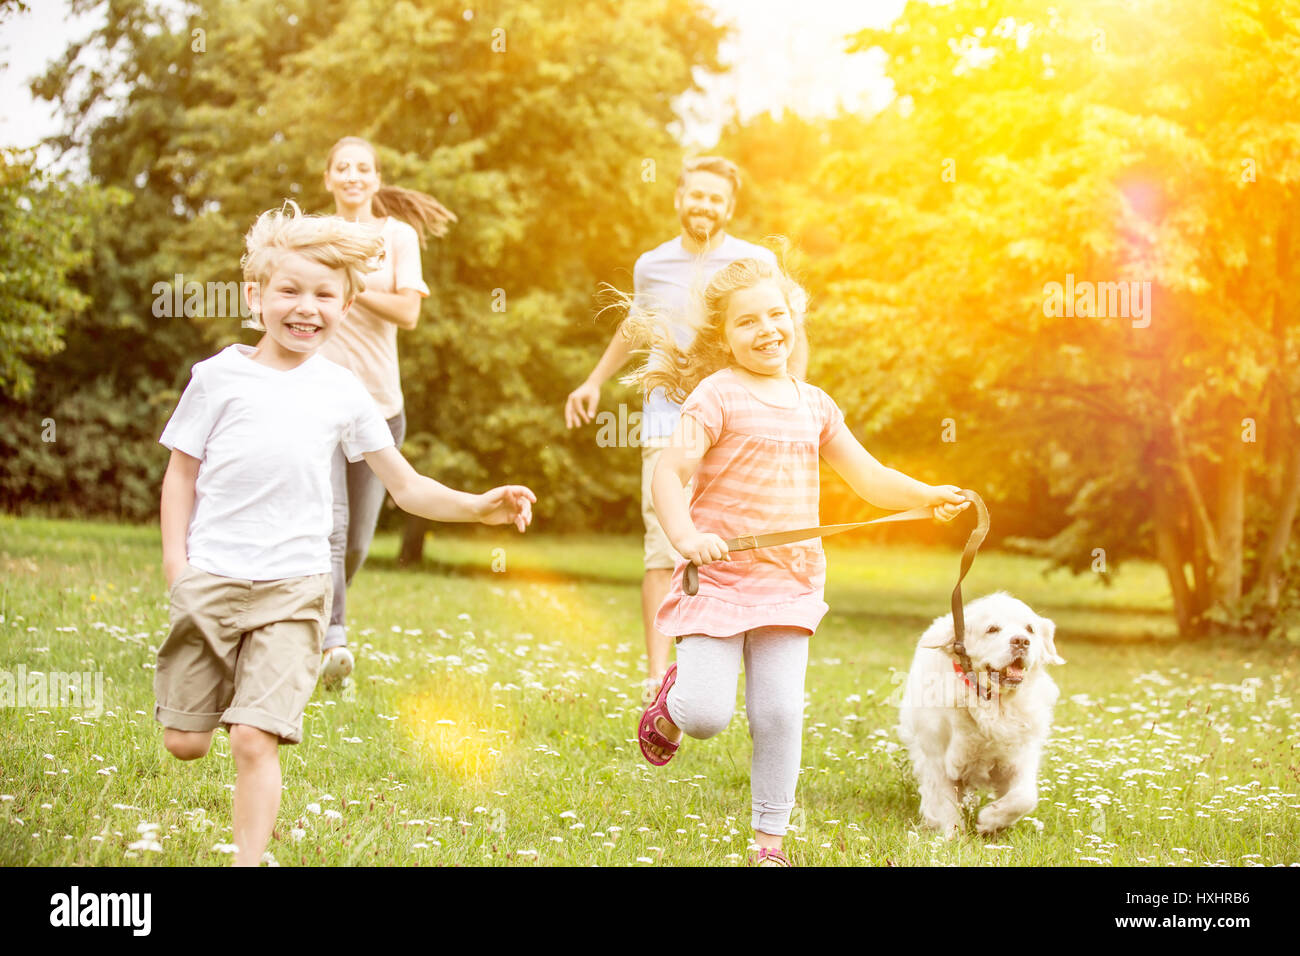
[641,442,686,571]
[154,567,332,745]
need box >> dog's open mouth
[988,659,1027,686]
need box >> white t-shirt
[632,234,778,442]
[160,344,396,579]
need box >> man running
[564,156,808,698]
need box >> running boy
[155,203,534,866]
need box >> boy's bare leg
[642,568,673,685]
[230,724,281,867]
[164,728,214,760]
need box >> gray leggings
[666,626,810,836]
[325,410,406,650]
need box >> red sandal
[752,847,792,867]
[637,662,680,766]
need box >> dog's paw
[919,823,964,841]
[976,805,1020,836]
[921,812,964,838]
[978,790,1037,835]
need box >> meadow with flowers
[1,515,1296,867]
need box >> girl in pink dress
[631,258,969,866]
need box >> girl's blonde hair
[622,257,807,404]
[325,136,456,247]
[241,201,386,329]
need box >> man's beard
[680,207,725,242]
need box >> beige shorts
[642,443,686,571]
[154,567,332,745]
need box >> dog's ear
[1038,614,1065,665]
[919,614,956,650]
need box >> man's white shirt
[632,233,778,442]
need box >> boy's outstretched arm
[160,449,201,587]
[362,446,535,531]
[820,426,969,520]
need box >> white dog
[897,592,1064,837]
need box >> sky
[0,0,101,152]
[684,0,902,143]
[0,0,904,159]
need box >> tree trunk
[1170,414,1220,571]
[1213,417,1245,609]
[1258,383,1300,607]
[1187,467,1211,624]
[398,515,431,567]
[1260,438,1300,607]
[1153,484,1195,636]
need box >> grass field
[1,515,1297,867]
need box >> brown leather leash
[683,491,991,654]
[945,490,991,678]
[683,507,930,596]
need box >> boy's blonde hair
[241,201,385,329]
[622,257,807,404]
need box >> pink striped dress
[655,367,846,639]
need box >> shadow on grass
[822,605,1189,647]
[364,556,1237,648]
[363,555,640,589]
[1027,600,1172,618]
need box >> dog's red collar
[953,659,997,700]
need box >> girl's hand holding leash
[929,485,971,523]
[476,485,537,532]
[676,530,731,568]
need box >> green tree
[725,0,1300,637]
[0,147,133,515]
[0,149,114,398]
[14,0,726,529]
